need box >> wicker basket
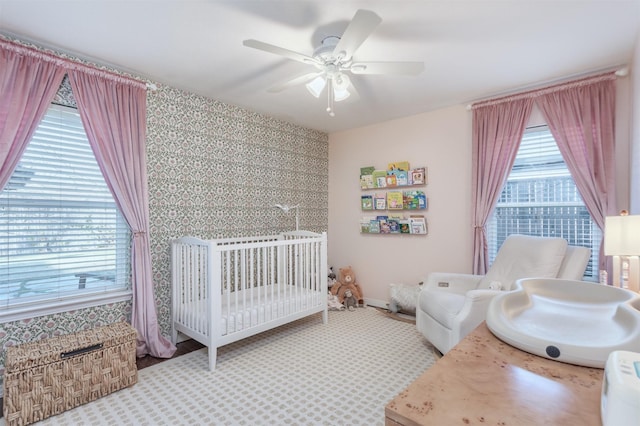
[3,322,138,426]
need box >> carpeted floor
[19,307,437,426]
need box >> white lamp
[604,213,640,292]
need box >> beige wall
[329,79,632,309]
[328,105,473,307]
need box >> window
[0,104,132,319]
[486,125,601,280]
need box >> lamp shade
[306,76,326,98]
[604,215,640,255]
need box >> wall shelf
[359,163,428,235]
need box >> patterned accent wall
[146,85,329,336]
[0,35,328,375]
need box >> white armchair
[416,235,590,354]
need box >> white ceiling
[1,1,639,133]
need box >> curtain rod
[466,66,627,110]
[0,35,157,91]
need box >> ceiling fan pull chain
[327,78,335,117]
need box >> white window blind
[487,125,601,279]
[0,104,131,310]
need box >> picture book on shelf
[360,174,374,189]
[374,193,387,210]
[387,191,404,210]
[387,217,401,233]
[403,190,427,210]
[360,166,375,176]
[388,161,410,172]
[375,215,389,234]
[394,170,409,186]
[409,215,427,234]
[385,174,397,187]
[410,167,427,185]
[369,219,381,233]
[399,219,411,234]
[361,195,373,210]
[372,170,387,188]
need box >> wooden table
[385,322,603,425]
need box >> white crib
[171,231,328,370]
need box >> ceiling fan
[243,9,424,117]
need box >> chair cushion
[418,289,466,329]
[478,235,568,291]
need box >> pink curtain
[471,98,534,274]
[0,46,66,188]
[536,77,617,272]
[68,71,176,358]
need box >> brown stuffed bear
[331,266,363,306]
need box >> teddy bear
[330,265,363,306]
[343,289,358,311]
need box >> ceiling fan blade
[350,61,425,75]
[267,72,323,93]
[243,39,319,65]
[332,9,382,61]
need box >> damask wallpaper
[0,37,328,377]
[146,85,329,337]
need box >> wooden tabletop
[385,322,603,425]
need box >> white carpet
[33,307,436,425]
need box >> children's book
[361,195,373,210]
[371,170,387,188]
[387,217,401,233]
[409,215,427,234]
[394,170,409,186]
[374,193,387,210]
[360,174,374,189]
[399,220,411,234]
[411,167,426,185]
[376,215,390,234]
[403,190,427,210]
[387,191,404,210]
[369,219,381,233]
[385,174,397,187]
[360,166,375,176]
[388,161,410,172]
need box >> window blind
[487,126,601,279]
[0,104,131,308]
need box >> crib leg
[208,347,217,371]
[171,324,177,344]
[322,308,328,324]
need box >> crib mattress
[178,285,324,337]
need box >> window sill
[0,289,133,323]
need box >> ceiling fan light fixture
[334,88,350,102]
[306,75,327,98]
[333,72,351,91]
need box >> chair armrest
[452,289,504,344]
[424,272,484,295]
[465,289,503,302]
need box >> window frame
[0,103,133,322]
[486,125,601,280]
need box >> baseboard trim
[363,298,389,310]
